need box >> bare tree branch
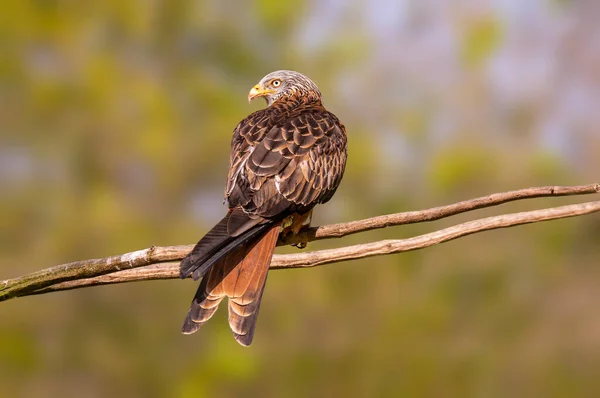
[279,183,600,245]
[26,200,600,296]
[2,184,599,301]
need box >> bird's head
[248,70,322,106]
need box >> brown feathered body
[180,71,347,346]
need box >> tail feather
[180,207,263,280]
[181,247,244,335]
[229,284,268,345]
[181,222,281,346]
[189,222,270,280]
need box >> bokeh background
[2,0,600,397]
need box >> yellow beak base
[248,84,275,102]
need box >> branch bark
[2,184,599,301]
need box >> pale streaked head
[248,70,322,106]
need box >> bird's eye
[271,79,281,87]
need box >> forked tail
[180,219,281,346]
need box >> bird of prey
[180,70,348,346]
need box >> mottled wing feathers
[226,104,347,219]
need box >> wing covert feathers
[226,101,347,217]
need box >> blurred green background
[1,0,600,397]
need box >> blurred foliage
[1,0,600,397]
[461,15,503,67]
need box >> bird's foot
[290,224,311,249]
[281,211,312,249]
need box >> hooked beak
[248,84,275,103]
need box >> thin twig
[1,184,598,301]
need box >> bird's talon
[291,239,308,249]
